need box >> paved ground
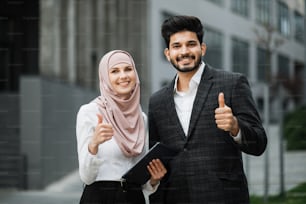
[0,171,82,204]
[0,124,305,203]
[246,125,306,196]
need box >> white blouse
[76,102,157,202]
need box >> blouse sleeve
[76,104,103,185]
[141,112,160,200]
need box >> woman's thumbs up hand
[88,114,114,155]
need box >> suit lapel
[187,65,214,138]
[164,78,187,141]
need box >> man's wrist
[230,116,239,136]
[150,179,159,188]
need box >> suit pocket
[215,172,242,181]
[216,172,250,203]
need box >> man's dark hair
[161,15,204,48]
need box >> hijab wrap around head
[92,50,145,157]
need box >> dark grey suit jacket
[148,65,267,204]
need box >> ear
[201,43,207,57]
[164,48,170,61]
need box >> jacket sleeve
[231,75,267,156]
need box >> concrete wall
[0,93,25,188]
[20,76,97,189]
[39,0,150,112]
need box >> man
[148,15,267,204]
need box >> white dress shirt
[173,62,241,142]
[76,102,156,203]
[174,63,204,136]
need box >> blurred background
[0,0,305,203]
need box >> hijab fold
[92,50,145,157]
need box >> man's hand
[214,92,239,136]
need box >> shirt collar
[173,61,205,92]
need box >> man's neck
[177,69,198,92]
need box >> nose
[181,45,189,54]
[119,71,128,78]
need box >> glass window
[232,37,249,76]
[203,27,223,69]
[161,11,174,48]
[160,11,175,59]
[0,19,9,91]
[207,0,224,6]
[231,0,249,17]
[278,54,290,78]
[277,1,290,37]
[294,11,304,43]
[256,0,271,25]
[257,47,270,82]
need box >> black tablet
[122,142,179,185]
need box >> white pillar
[68,0,76,83]
[54,0,61,77]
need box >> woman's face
[108,63,137,99]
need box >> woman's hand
[147,159,167,187]
[88,114,114,155]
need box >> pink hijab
[93,50,145,157]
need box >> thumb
[218,92,225,108]
[97,114,103,124]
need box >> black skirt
[79,181,145,204]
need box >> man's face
[164,30,206,73]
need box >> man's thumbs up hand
[215,92,239,136]
[218,92,225,108]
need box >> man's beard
[170,54,202,73]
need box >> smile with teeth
[178,55,195,62]
[178,57,194,64]
[118,81,129,86]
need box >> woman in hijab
[76,50,166,204]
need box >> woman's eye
[110,69,119,73]
[124,67,133,72]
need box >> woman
[76,50,166,204]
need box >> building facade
[38,0,306,123]
[148,0,305,122]
[0,0,304,190]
